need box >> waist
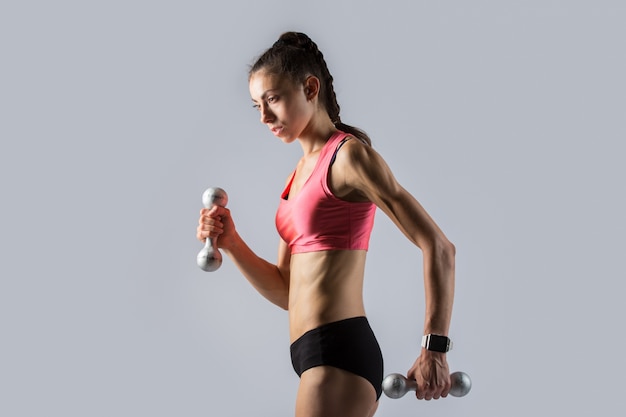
[287,250,367,342]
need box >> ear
[303,76,320,100]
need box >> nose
[259,104,274,124]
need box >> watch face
[428,335,449,352]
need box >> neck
[297,115,337,155]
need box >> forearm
[409,239,455,398]
[422,239,456,336]
[222,232,290,309]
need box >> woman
[197,31,456,417]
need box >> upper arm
[332,139,448,250]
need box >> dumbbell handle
[382,371,472,399]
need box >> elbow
[425,236,456,268]
[267,293,289,311]
[275,284,290,311]
[440,238,456,265]
[268,287,290,311]
[278,297,289,311]
[440,238,456,267]
[445,238,456,259]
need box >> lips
[270,126,284,136]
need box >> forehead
[249,71,296,99]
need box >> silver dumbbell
[197,187,228,272]
[382,371,472,399]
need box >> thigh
[295,366,378,417]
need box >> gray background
[2,1,624,416]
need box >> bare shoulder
[334,136,375,164]
[331,136,400,201]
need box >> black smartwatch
[421,334,453,353]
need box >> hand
[406,350,451,400]
[197,206,236,250]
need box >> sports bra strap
[330,137,351,166]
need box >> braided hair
[249,32,372,146]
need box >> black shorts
[290,316,384,399]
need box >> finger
[197,220,224,238]
[414,385,429,400]
[200,206,225,219]
[423,384,434,401]
[202,217,224,229]
[431,382,449,400]
[199,210,214,225]
[199,212,224,227]
[417,388,427,400]
[197,226,208,241]
[208,205,224,216]
[204,224,224,237]
[417,381,443,401]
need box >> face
[249,70,315,142]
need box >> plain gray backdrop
[1,1,624,416]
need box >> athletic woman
[197,31,456,417]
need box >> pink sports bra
[275,131,376,254]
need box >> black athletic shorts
[290,316,384,399]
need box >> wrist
[221,230,242,253]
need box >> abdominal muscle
[288,249,368,343]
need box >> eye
[267,95,278,104]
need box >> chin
[279,136,297,144]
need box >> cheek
[293,96,315,118]
[278,92,313,122]
[279,101,303,121]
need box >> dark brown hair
[249,32,372,146]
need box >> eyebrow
[251,88,280,103]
